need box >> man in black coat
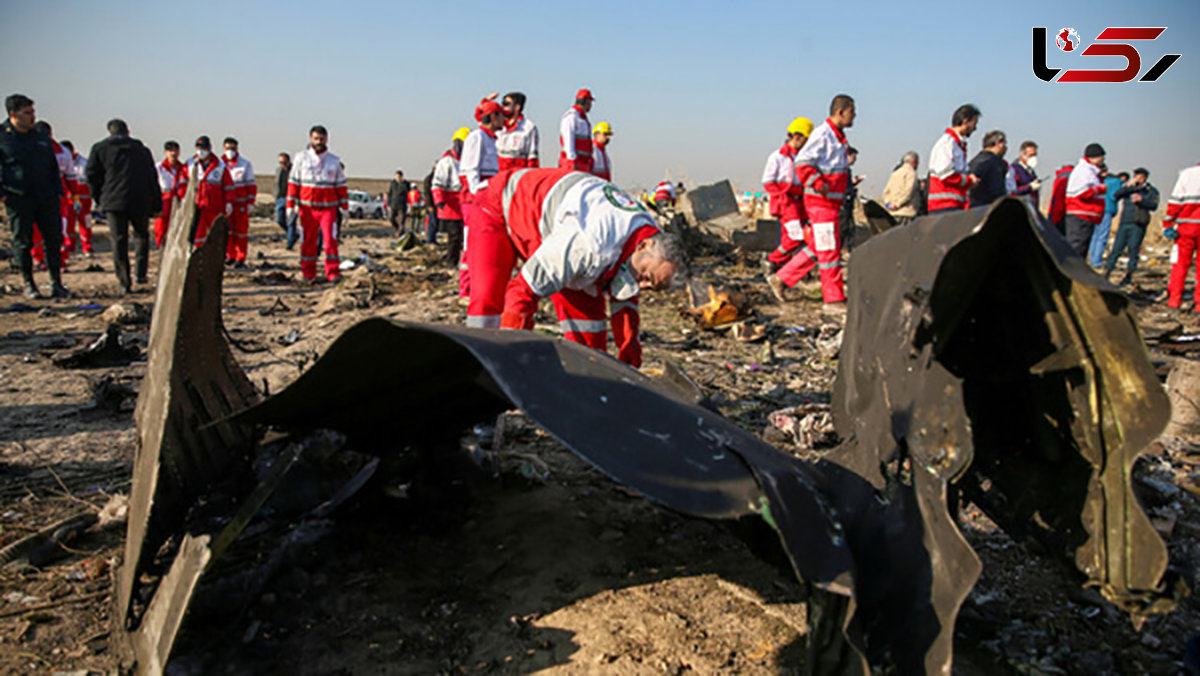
[967,130,1009,208]
[386,170,409,235]
[86,118,161,294]
[0,93,69,298]
[1104,168,1160,285]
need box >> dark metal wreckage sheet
[118,193,1173,674]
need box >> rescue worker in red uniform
[222,137,256,266]
[1164,162,1200,313]
[558,89,594,172]
[794,95,857,304]
[591,122,613,181]
[762,116,816,303]
[466,168,683,367]
[62,141,94,257]
[189,136,234,248]
[154,140,188,248]
[459,99,504,298]
[1047,164,1073,232]
[927,104,980,214]
[286,125,348,283]
[497,92,539,170]
[651,181,677,208]
[1063,143,1108,258]
[432,127,468,268]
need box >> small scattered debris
[100,301,150,325]
[314,286,369,314]
[78,373,138,420]
[259,297,291,317]
[250,271,294,286]
[0,512,98,569]
[277,328,302,346]
[768,403,836,449]
[2,302,37,313]
[685,284,752,330]
[731,323,767,342]
[51,324,140,368]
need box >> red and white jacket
[794,118,850,222]
[432,148,464,220]
[928,128,971,211]
[1048,165,1072,225]
[51,139,74,201]
[157,158,188,204]
[558,105,592,172]
[190,155,233,212]
[592,141,611,181]
[762,142,805,227]
[287,147,347,212]
[482,168,659,365]
[71,152,91,207]
[223,153,256,214]
[653,181,677,206]
[460,127,498,196]
[1064,158,1107,224]
[497,116,540,171]
[1164,164,1200,230]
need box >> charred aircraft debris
[113,188,1178,674]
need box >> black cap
[1084,143,1105,158]
[195,135,211,149]
[1134,167,1149,176]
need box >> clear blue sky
[2,0,1197,201]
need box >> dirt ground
[1,212,1198,674]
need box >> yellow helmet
[786,116,814,138]
[593,121,613,135]
[451,126,471,142]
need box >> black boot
[19,253,42,299]
[22,275,43,299]
[1118,271,1133,287]
[49,269,71,298]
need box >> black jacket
[387,179,410,212]
[86,134,161,215]
[967,151,1008,207]
[274,164,290,199]
[0,120,62,202]
[1113,182,1159,226]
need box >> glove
[286,207,297,223]
[225,203,233,216]
[339,208,349,223]
[1163,226,1180,241]
[1030,180,1042,191]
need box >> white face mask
[1025,155,1039,170]
[224,149,236,160]
[197,149,211,160]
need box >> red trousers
[805,203,846,303]
[154,193,173,248]
[466,205,642,365]
[460,201,481,298]
[465,205,510,328]
[194,208,222,249]
[31,199,70,265]
[299,206,340,280]
[226,208,251,262]
[1167,223,1200,311]
[767,220,817,288]
[67,203,93,254]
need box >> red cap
[475,100,503,122]
[575,88,594,101]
